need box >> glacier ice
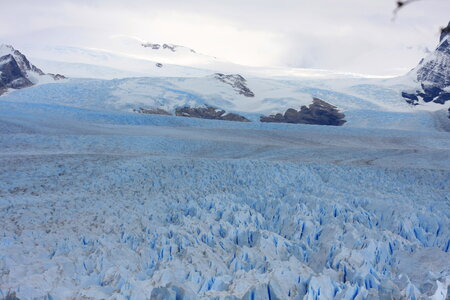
[0,106,448,299]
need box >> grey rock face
[141,43,197,53]
[175,105,250,122]
[214,73,255,97]
[142,43,161,50]
[135,107,172,115]
[402,21,450,106]
[48,73,66,80]
[417,40,450,88]
[401,91,419,105]
[0,45,65,95]
[260,98,346,126]
[2,45,45,76]
[136,105,250,122]
[162,44,176,52]
[0,54,33,93]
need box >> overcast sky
[1,0,449,75]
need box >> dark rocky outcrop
[48,73,66,80]
[162,44,177,52]
[0,54,33,93]
[3,45,45,76]
[155,63,163,68]
[401,91,419,105]
[134,107,171,115]
[260,98,346,126]
[175,105,250,122]
[214,73,255,97]
[0,44,65,95]
[402,21,450,105]
[135,105,250,122]
[142,43,162,50]
[141,43,196,53]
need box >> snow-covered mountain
[1,37,449,131]
[21,45,213,79]
[141,42,197,53]
[9,36,241,79]
[0,44,65,95]
[139,42,218,65]
[14,36,378,80]
[402,22,450,106]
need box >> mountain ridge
[402,21,450,107]
[0,44,65,95]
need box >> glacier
[1,74,448,132]
[0,99,449,299]
[0,39,449,299]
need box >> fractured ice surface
[0,103,449,299]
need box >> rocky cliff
[175,105,250,122]
[261,98,346,126]
[0,44,65,95]
[402,22,450,106]
[214,73,255,97]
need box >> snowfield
[0,100,449,299]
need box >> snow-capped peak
[0,44,65,95]
[402,21,450,105]
[415,22,449,87]
[137,40,221,66]
[0,44,45,78]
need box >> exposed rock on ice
[142,43,197,53]
[175,105,250,122]
[261,98,346,126]
[214,73,255,97]
[135,107,172,115]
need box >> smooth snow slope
[17,45,215,79]
[0,101,449,299]
[18,43,371,80]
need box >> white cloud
[0,0,449,75]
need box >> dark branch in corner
[392,0,422,21]
[392,0,448,38]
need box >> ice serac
[402,21,450,106]
[0,44,66,95]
